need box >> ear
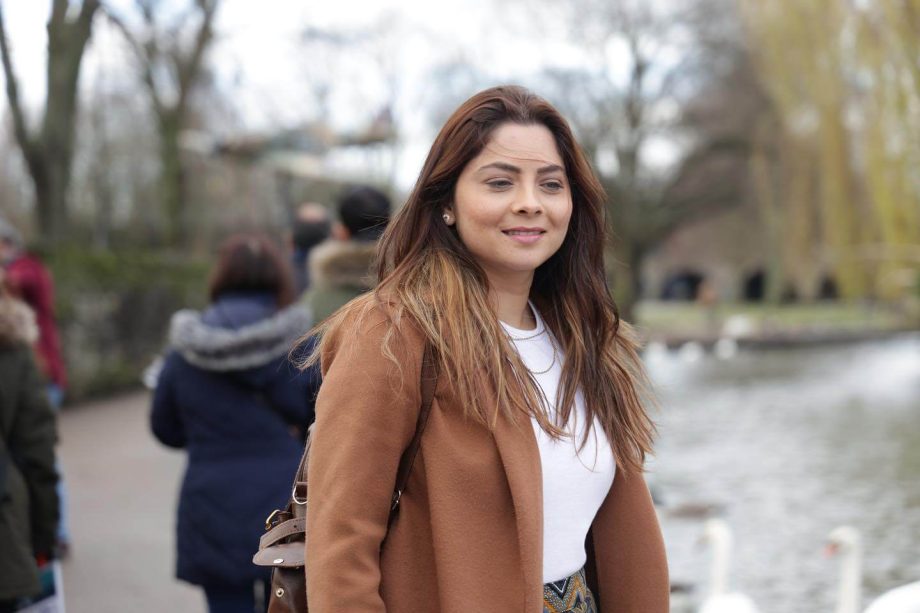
[441,207,455,226]
[332,222,350,240]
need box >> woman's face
[448,122,572,289]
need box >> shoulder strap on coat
[389,341,437,519]
[289,341,437,518]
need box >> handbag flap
[253,541,305,568]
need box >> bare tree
[105,0,219,246]
[0,0,101,243]
[537,0,758,319]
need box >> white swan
[865,585,920,613]
[713,337,738,360]
[827,525,920,613]
[698,518,760,613]
[678,341,705,363]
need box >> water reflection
[648,334,920,612]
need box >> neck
[708,532,731,598]
[835,544,862,613]
[488,271,534,330]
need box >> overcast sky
[1,0,678,189]
[0,0,584,121]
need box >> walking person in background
[0,215,70,557]
[301,185,391,323]
[288,202,331,294]
[299,86,668,612]
[0,273,59,612]
[151,233,315,613]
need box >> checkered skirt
[543,567,597,613]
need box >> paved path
[57,391,204,612]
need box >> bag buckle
[265,509,283,531]
[292,483,308,506]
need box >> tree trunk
[0,0,99,245]
[609,242,643,324]
[158,112,186,246]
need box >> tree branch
[102,3,165,116]
[0,4,35,159]
[78,0,102,31]
[175,0,217,112]
[49,0,68,29]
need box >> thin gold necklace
[505,308,544,341]
[510,325,547,342]
[528,343,558,375]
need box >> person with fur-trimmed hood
[301,185,391,323]
[151,234,315,613]
[0,272,59,609]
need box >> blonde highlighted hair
[300,85,655,474]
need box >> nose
[512,186,543,216]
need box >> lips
[502,228,545,236]
[502,227,546,244]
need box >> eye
[542,180,565,192]
[486,178,513,190]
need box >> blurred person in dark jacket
[0,215,70,555]
[301,185,391,322]
[0,274,59,611]
[288,202,331,294]
[151,233,315,613]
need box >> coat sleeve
[150,354,187,448]
[305,306,424,612]
[590,469,669,613]
[263,335,321,430]
[8,349,59,555]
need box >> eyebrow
[477,161,565,176]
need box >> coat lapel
[492,407,544,611]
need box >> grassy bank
[635,300,917,341]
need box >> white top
[500,305,616,583]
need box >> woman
[152,234,315,613]
[303,86,668,612]
[0,277,58,612]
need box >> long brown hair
[304,85,655,473]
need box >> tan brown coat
[306,305,669,612]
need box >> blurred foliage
[48,247,209,400]
[49,247,208,297]
[741,0,920,302]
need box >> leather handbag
[253,343,438,612]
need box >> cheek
[555,200,574,231]
[456,196,504,230]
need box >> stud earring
[442,213,453,225]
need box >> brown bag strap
[260,517,306,549]
[389,342,437,520]
[287,342,437,518]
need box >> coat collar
[168,302,311,372]
[491,404,545,610]
[0,296,38,346]
[309,239,378,291]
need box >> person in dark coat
[151,233,315,613]
[0,216,70,554]
[288,202,331,294]
[0,276,59,611]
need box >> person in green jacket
[301,185,391,323]
[0,276,59,610]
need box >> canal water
[647,333,920,612]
